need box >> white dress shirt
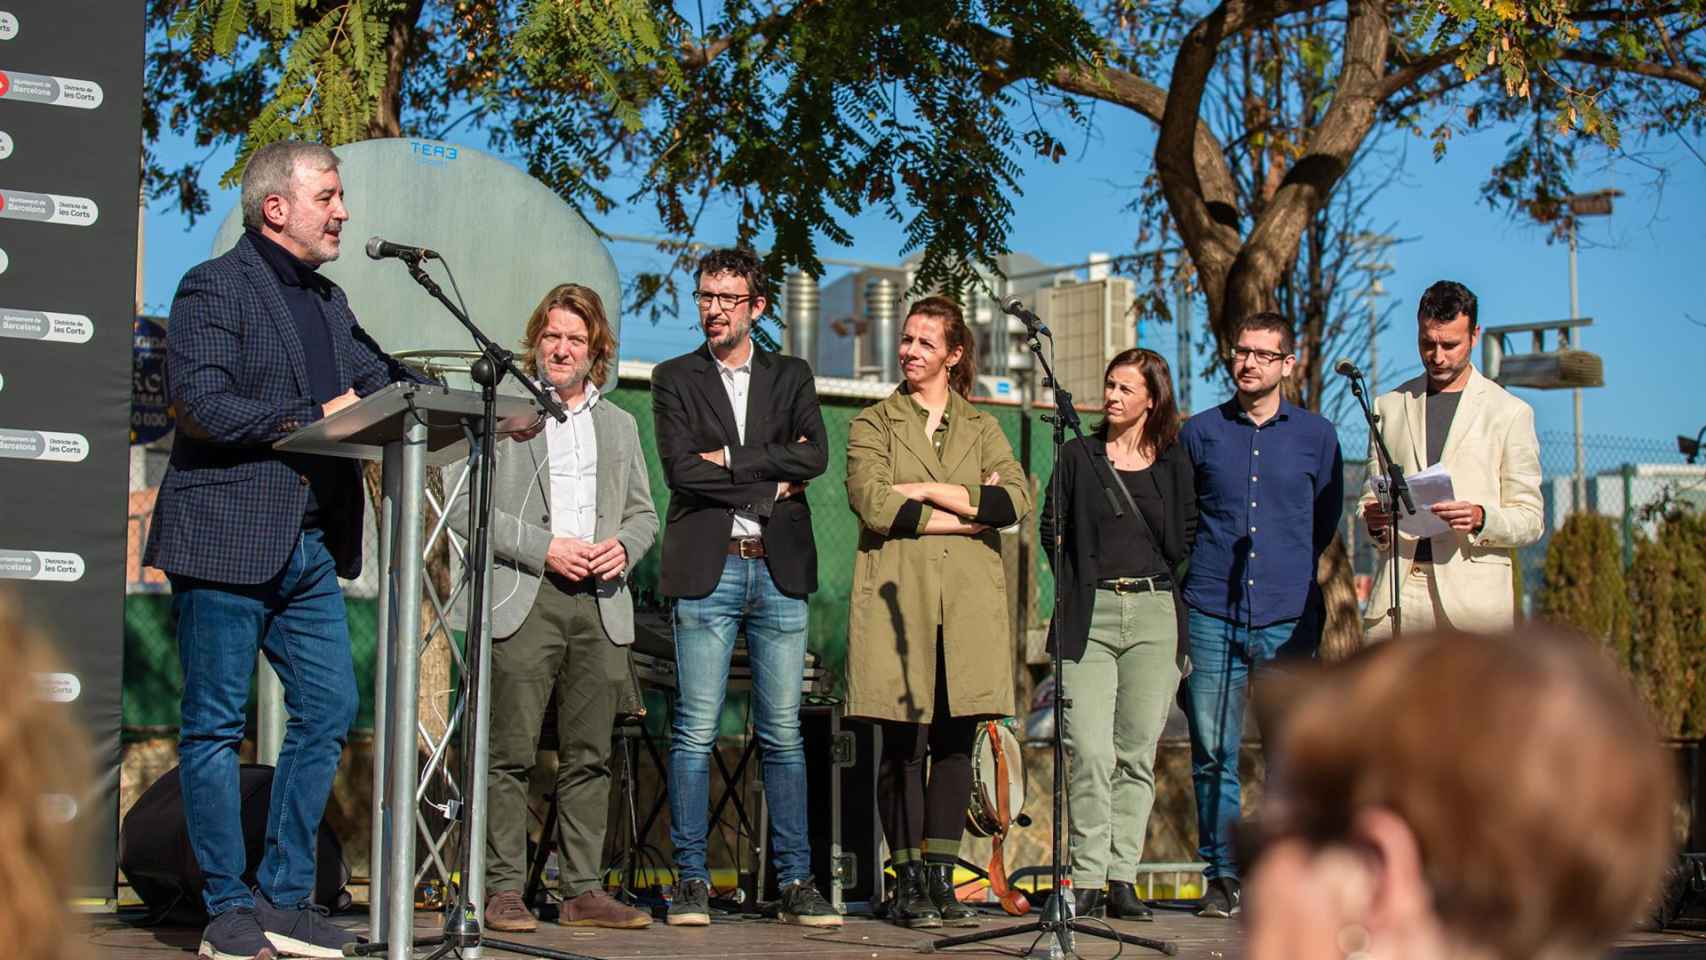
[545,382,600,542]
[715,353,764,538]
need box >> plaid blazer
[144,233,426,585]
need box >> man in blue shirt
[1177,312,1344,918]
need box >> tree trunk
[1199,252,1367,661]
[1316,534,1363,660]
[367,0,425,139]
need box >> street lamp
[1352,231,1400,395]
[1562,189,1621,512]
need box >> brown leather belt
[728,537,766,559]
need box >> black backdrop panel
[0,0,143,901]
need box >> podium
[277,382,537,959]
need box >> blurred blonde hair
[0,588,88,960]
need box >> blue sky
[142,106,1706,459]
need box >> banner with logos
[0,0,142,901]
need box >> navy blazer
[144,233,427,585]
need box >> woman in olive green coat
[845,296,1032,928]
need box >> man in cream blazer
[1361,281,1543,637]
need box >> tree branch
[1230,0,1390,323]
[1556,46,1706,93]
[1156,0,1281,318]
[1569,4,1685,23]
[955,23,1245,245]
[679,8,793,69]
[368,0,424,138]
[1375,41,1468,101]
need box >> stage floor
[80,906,1706,959]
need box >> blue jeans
[668,555,811,885]
[1181,608,1304,881]
[170,528,358,916]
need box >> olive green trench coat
[843,388,1032,723]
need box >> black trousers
[877,634,978,861]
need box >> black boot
[1073,887,1107,918]
[889,862,942,929]
[924,862,979,927]
[1106,881,1154,920]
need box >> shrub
[1537,513,1629,660]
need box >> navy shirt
[1180,398,1344,630]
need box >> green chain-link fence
[1336,426,1695,615]
[123,377,1064,735]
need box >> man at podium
[144,140,430,960]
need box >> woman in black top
[1039,348,1195,920]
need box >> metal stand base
[349,934,603,960]
[920,897,1177,957]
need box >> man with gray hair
[145,140,429,960]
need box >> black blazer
[651,343,828,598]
[1039,436,1196,662]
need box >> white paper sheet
[1372,463,1455,539]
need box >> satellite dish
[213,138,620,392]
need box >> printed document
[1372,463,1454,539]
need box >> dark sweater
[246,227,344,528]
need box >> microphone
[1001,297,1051,337]
[365,236,438,261]
[1333,358,1364,379]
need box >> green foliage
[1626,511,1706,737]
[144,0,1705,334]
[1536,512,1629,657]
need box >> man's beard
[538,356,591,392]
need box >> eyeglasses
[1230,346,1290,366]
[691,290,756,310]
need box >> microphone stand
[922,326,1175,959]
[355,254,591,960]
[1346,370,1413,641]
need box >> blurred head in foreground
[1246,627,1675,960]
[0,588,87,960]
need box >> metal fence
[123,386,1698,731]
[1335,425,1698,614]
[123,377,1063,733]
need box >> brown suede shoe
[484,890,538,933]
[558,889,653,929]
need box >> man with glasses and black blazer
[649,247,841,928]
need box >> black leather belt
[1096,576,1173,594]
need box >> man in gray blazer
[449,284,658,932]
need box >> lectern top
[273,382,539,464]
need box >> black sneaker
[778,877,843,927]
[198,907,277,960]
[252,895,359,958]
[667,878,711,927]
[1194,877,1241,919]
